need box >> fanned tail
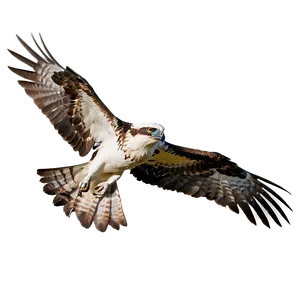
[37,162,95,228]
[50,172,128,234]
[93,182,127,232]
[37,163,87,196]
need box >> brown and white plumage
[36,161,128,231]
[131,142,291,228]
[8,34,128,157]
[9,32,131,232]
[9,29,287,233]
[8,32,168,233]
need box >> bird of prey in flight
[8,34,292,232]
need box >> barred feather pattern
[132,166,291,227]
[38,163,87,196]
[108,183,127,230]
[8,34,124,157]
[131,142,292,228]
[37,166,127,231]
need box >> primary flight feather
[8,34,292,232]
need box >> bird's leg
[94,175,122,196]
[77,153,104,197]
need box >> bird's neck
[124,135,157,160]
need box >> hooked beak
[153,130,164,140]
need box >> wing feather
[131,141,291,227]
[9,34,129,156]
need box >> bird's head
[129,122,165,149]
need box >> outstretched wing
[131,141,292,227]
[8,34,126,156]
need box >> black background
[1,19,296,240]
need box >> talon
[67,207,75,220]
[94,182,109,196]
[93,142,101,150]
[77,189,82,197]
[78,180,90,196]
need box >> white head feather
[131,122,165,132]
[124,122,165,160]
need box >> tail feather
[75,191,100,228]
[62,193,99,229]
[37,163,87,195]
[53,193,71,206]
[55,186,128,232]
[64,199,75,217]
[37,164,127,232]
[93,192,111,232]
[108,182,127,229]
[62,183,126,231]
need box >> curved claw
[78,180,90,196]
[94,182,109,196]
[67,207,75,220]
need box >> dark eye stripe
[130,127,157,136]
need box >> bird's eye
[147,127,155,134]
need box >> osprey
[8,34,291,232]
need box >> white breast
[97,136,155,174]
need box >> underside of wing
[131,141,291,228]
[8,34,127,156]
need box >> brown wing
[131,141,292,227]
[8,34,127,156]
